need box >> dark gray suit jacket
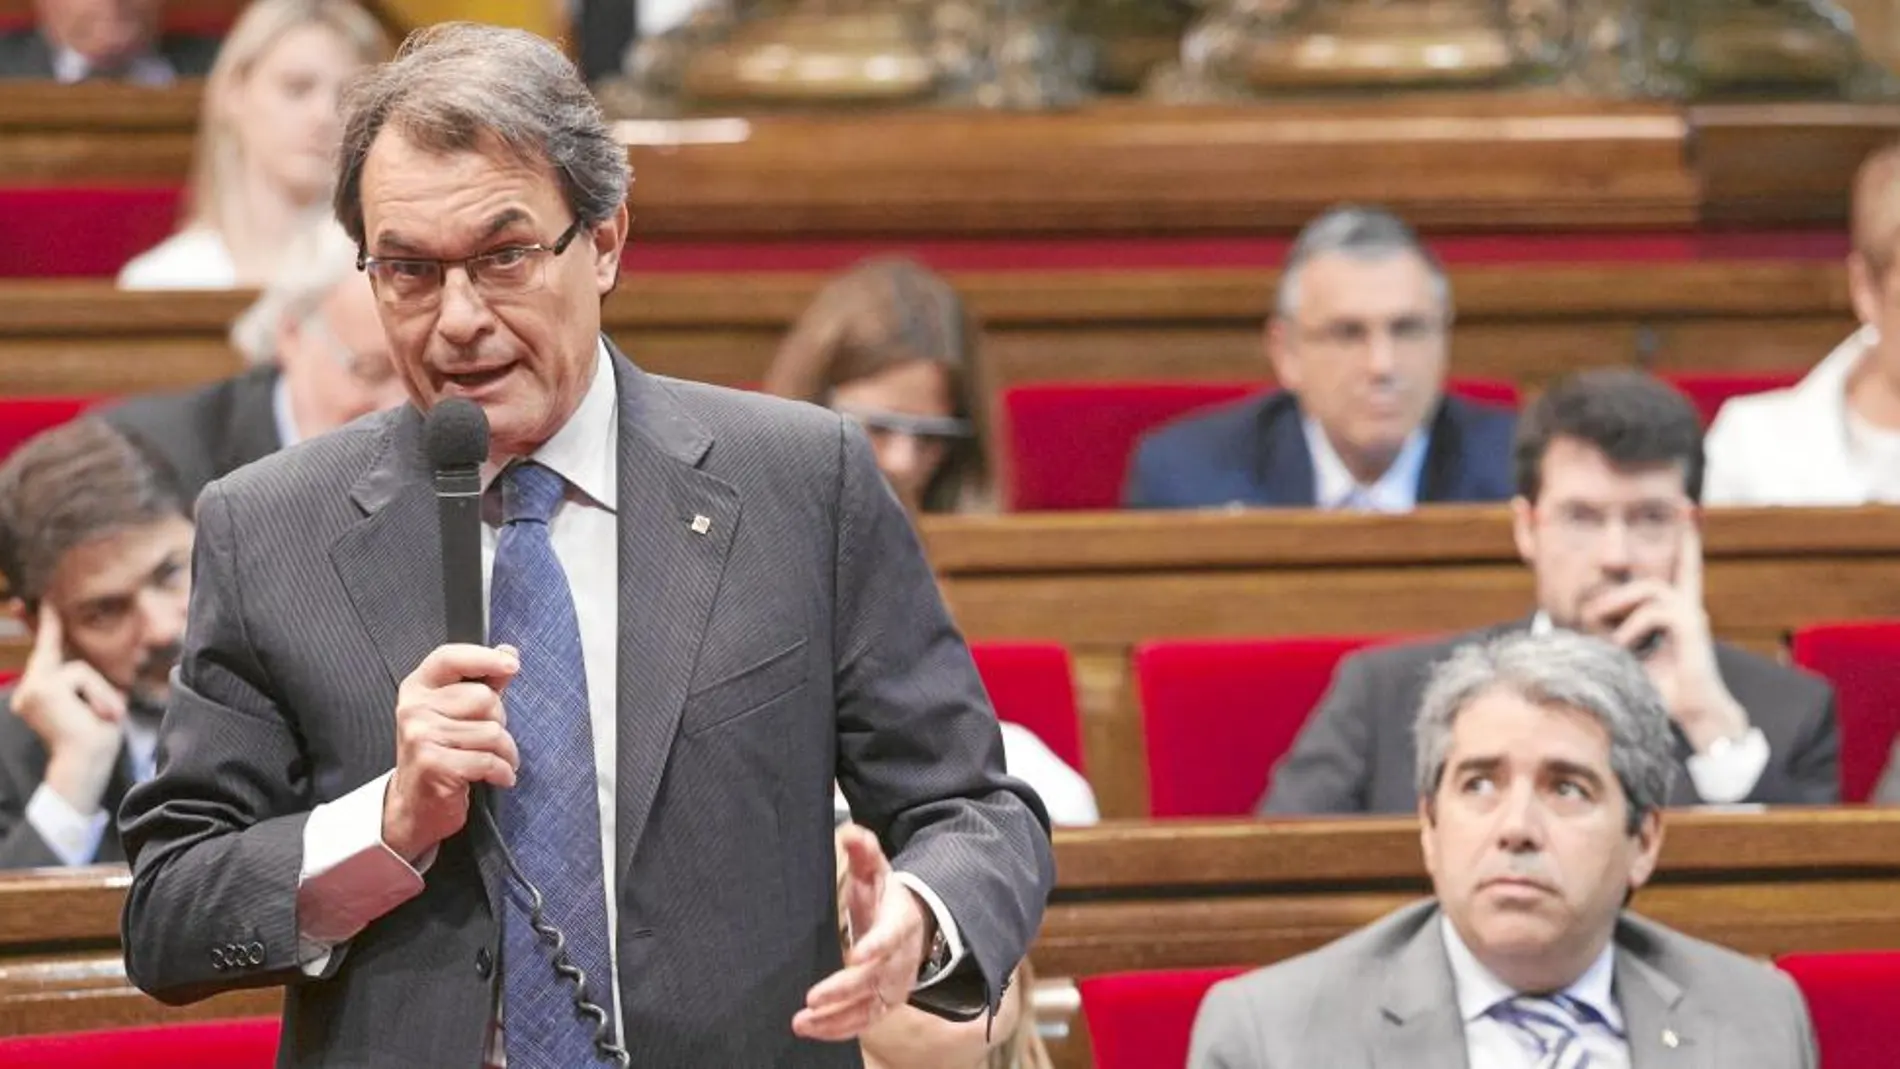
[1261,623,1840,814]
[0,687,135,869]
[118,348,1054,1068]
[0,30,220,79]
[1189,899,1816,1069]
[103,366,284,508]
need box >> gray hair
[332,21,630,246]
[230,219,362,366]
[1413,631,1676,834]
[1275,204,1451,321]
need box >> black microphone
[425,398,489,645]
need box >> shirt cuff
[25,782,109,867]
[1685,726,1771,804]
[892,870,966,992]
[295,771,433,975]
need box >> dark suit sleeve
[1772,688,1840,806]
[0,721,65,870]
[828,419,1055,1021]
[1258,653,1379,815]
[118,480,314,1005]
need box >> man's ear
[1510,495,1537,566]
[1849,251,1882,329]
[1627,807,1665,892]
[1266,318,1298,392]
[592,203,630,295]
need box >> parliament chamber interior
[6,0,1900,1065]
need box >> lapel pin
[1662,1028,1680,1049]
[690,514,712,535]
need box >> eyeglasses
[357,219,586,311]
[1538,500,1691,548]
[835,406,972,446]
[1297,313,1445,353]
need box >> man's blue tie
[1488,993,1619,1069]
[489,461,616,1067]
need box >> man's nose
[1494,781,1547,851]
[877,434,923,481]
[435,270,493,347]
[136,586,187,649]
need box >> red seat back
[1778,951,1900,1069]
[1000,378,1522,512]
[0,188,185,279]
[1789,621,1900,804]
[969,641,1085,772]
[1135,635,1384,817]
[0,396,104,460]
[1661,371,1802,427]
[1079,967,1250,1069]
[1002,381,1257,511]
[0,1018,279,1069]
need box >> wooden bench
[6,808,1900,1069]
[0,259,1853,399]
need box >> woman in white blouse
[118,0,388,290]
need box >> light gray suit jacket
[1188,900,1816,1069]
[117,348,1055,1068]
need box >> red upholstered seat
[1777,951,1900,1069]
[0,188,184,278]
[1000,378,1521,511]
[1135,635,1385,817]
[0,1018,280,1069]
[1079,967,1249,1069]
[1789,621,1900,804]
[0,396,104,460]
[969,641,1085,772]
[1661,371,1802,427]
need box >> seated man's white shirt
[25,712,160,866]
[1443,915,1630,1069]
[295,344,967,1057]
[1302,416,1430,513]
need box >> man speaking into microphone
[117,22,1053,1068]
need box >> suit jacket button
[210,948,226,970]
[247,942,265,966]
[475,947,494,979]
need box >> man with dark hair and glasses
[1261,368,1838,815]
[106,220,407,506]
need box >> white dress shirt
[24,712,160,866]
[1529,613,1768,803]
[1443,915,1630,1069]
[293,342,965,1056]
[1302,417,1431,512]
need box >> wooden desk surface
[5,808,1900,1053]
[0,259,1853,401]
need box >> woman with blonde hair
[763,256,994,515]
[118,0,389,289]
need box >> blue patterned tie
[1488,993,1618,1069]
[490,461,616,1066]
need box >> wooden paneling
[6,809,1900,1067]
[4,92,1895,231]
[0,260,1855,400]
[921,506,1900,817]
[1040,808,1900,977]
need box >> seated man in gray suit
[1262,369,1838,814]
[1192,630,1817,1069]
[105,221,407,506]
[0,418,192,868]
